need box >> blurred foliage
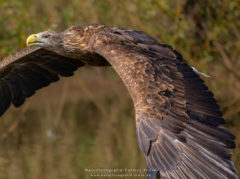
[0,0,239,178]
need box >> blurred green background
[0,0,239,178]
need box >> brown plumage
[0,24,238,178]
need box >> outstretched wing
[0,46,84,116]
[90,28,238,178]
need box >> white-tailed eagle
[0,24,238,178]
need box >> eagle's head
[26,28,90,59]
[26,31,63,51]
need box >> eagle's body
[0,24,238,178]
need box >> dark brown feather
[0,46,85,115]
[0,80,12,116]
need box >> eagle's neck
[55,26,110,66]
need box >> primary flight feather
[0,24,238,178]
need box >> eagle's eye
[42,34,51,39]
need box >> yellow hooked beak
[26,34,40,46]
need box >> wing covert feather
[90,28,238,178]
